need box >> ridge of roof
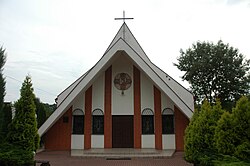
[105,22,151,62]
[121,38,194,112]
[56,70,88,104]
[57,38,122,109]
[150,62,193,97]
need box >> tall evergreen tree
[7,76,40,151]
[0,47,6,142]
[0,103,12,140]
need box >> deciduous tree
[34,98,47,128]
[175,40,250,109]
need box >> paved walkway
[35,150,193,166]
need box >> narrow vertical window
[92,109,104,135]
[72,109,84,134]
[142,108,154,134]
[162,108,174,134]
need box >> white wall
[71,135,84,149]
[141,72,154,112]
[161,92,174,111]
[71,91,85,150]
[162,135,176,149]
[91,74,105,148]
[91,135,104,148]
[92,73,104,111]
[72,91,85,111]
[112,55,134,115]
[141,71,155,149]
[161,93,175,149]
[142,135,155,148]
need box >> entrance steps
[71,148,175,158]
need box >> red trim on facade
[133,66,141,148]
[154,86,162,150]
[45,106,72,150]
[84,86,92,149]
[174,105,189,151]
[104,66,112,148]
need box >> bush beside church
[184,96,250,165]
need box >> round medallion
[114,73,132,91]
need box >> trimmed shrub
[215,112,236,155]
[0,143,34,166]
[215,96,250,161]
[184,100,224,164]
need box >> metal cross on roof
[115,11,134,23]
[115,11,133,40]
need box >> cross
[115,11,134,23]
[115,11,133,40]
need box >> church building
[38,22,194,151]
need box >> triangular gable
[119,39,194,117]
[106,23,193,110]
[39,24,194,136]
[106,23,151,62]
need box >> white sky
[0,0,250,104]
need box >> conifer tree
[184,100,224,164]
[0,103,12,140]
[0,47,6,142]
[215,96,250,160]
[7,76,40,151]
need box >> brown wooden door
[112,116,134,148]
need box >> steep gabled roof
[38,23,194,136]
[106,23,151,62]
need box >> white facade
[162,135,176,149]
[112,55,134,115]
[141,72,154,111]
[71,135,84,149]
[92,74,104,111]
[91,135,104,148]
[142,135,155,148]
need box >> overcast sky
[0,0,250,104]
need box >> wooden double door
[112,116,134,148]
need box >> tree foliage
[184,100,224,164]
[0,47,6,142]
[43,103,56,117]
[0,142,34,166]
[185,96,250,164]
[175,40,250,108]
[34,98,47,128]
[7,76,40,152]
[215,96,250,161]
[0,103,12,143]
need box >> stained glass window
[92,109,104,135]
[162,108,174,134]
[142,108,154,134]
[72,109,84,134]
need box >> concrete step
[71,148,175,158]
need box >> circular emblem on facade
[114,73,132,91]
